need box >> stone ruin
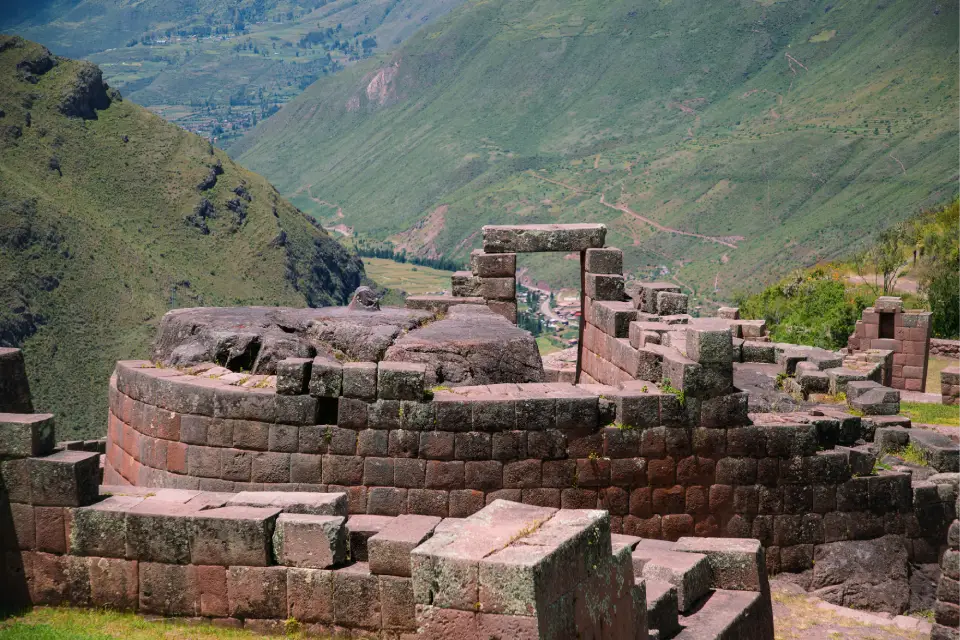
[0,223,958,639]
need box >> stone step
[674,589,769,640]
[632,540,712,613]
[644,578,681,639]
[909,429,960,473]
[826,367,870,395]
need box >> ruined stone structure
[847,296,933,392]
[942,367,959,406]
[1,224,957,639]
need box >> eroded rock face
[383,304,543,387]
[153,305,431,373]
[153,301,545,385]
[58,61,111,119]
[809,535,911,614]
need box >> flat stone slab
[405,296,485,313]
[674,589,768,640]
[384,304,543,387]
[153,305,432,372]
[227,491,347,516]
[482,224,606,253]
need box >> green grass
[0,607,306,639]
[925,355,959,395]
[536,335,565,356]
[900,402,960,427]
[0,37,363,439]
[234,0,958,304]
[362,257,453,295]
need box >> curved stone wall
[104,358,954,575]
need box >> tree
[852,222,908,295]
[913,200,959,338]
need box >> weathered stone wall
[930,339,960,359]
[941,367,959,406]
[2,423,777,640]
[100,349,958,577]
[0,465,774,639]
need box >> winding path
[526,171,743,249]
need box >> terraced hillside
[234,0,959,305]
[0,36,364,439]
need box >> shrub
[737,268,868,350]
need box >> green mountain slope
[233,0,958,304]
[3,0,466,144]
[0,35,364,439]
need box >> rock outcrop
[383,304,543,386]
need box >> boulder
[152,305,431,373]
[383,304,543,387]
[810,535,911,614]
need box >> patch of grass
[536,335,565,356]
[925,356,959,395]
[0,607,297,639]
[900,401,960,426]
[895,441,928,467]
[362,258,453,296]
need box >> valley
[233,0,958,304]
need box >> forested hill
[233,0,958,303]
[0,35,364,438]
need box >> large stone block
[477,508,611,618]
[89,556,139,610]
[378,362,426,401]
[686,327,734,365]
[70,494,144,558]
[333,562,382,629]
[227,490,347,516]
[673,537,768,593]
[227,566,287,619]
[125,500,195,564]
[410,501,557,611]
[0,413,55,458]
[584,247,623,275]
[276,357,312,395]
[191,505,282,566]
[478,277,516,301]
[273,513,347,569]
[471,251,517,278]
[309,357,343,398]
[287,567,334,623]
[368,514,442,577]
[342,362,378,400]
[139,562,200,616]
[585,273,625,301]
[482,224,606,253]
[29,451,101,507]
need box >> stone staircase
[614,537,775,639]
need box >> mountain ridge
[0,35,364,438]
